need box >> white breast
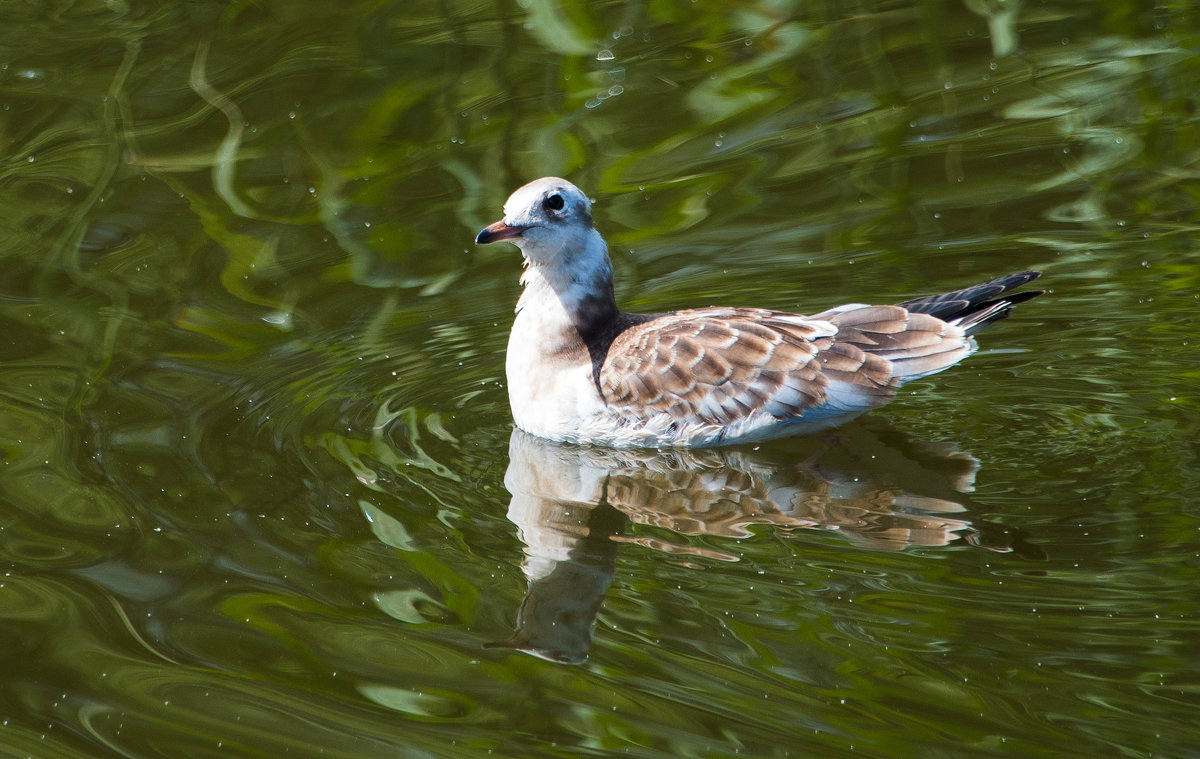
[506,309,605,442]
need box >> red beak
[475,220,527,245]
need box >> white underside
[511,405,866,448]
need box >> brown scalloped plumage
[596,303,965,427]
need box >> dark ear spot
[544,193,565,212]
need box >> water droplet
[596,49,614,61]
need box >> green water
[1,1,1198,757]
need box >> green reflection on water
[0,0,1198,757]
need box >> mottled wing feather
[599,303,976,427]
[600,308,851,425]
[820,305,971,382]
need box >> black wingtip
[897,270,1045,327]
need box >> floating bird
[476,178,1042,448]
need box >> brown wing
[812,304,974,382]
[599,305,970,426]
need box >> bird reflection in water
[487,420,1041,664]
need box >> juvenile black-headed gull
[476,177,1042,448]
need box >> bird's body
[477,177,1042,448]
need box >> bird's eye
[544,194,565,212]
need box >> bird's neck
[515,231,619,345]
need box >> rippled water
[1,1,1198,757]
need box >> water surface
[0,1,1198,757]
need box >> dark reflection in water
[496,422,1041,664]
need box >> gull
[476,177,1042,448]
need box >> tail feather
[816,270,1043,390]
[898,270,1043,333]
